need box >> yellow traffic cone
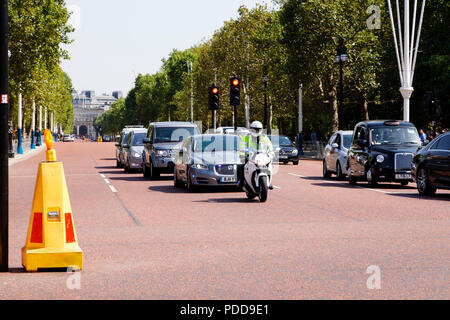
[22,130,83,272]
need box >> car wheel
[282,161,288,165]
[400,181,409,186]
[149,160,160,180]
[348,164,357,185]
[323,160,331,178]
[186,169,196,193]
[143,162,150,179]
[116,159,120,168]
[366,168,378,187]
[293,161,299,166]
[174,168,183,188]
[336,162,344,180]
[417,168,437,196]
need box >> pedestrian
[419,129,427,145]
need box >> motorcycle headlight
[194,163,208,170]
[133,152,141,158]
[156,150,168,157]
[376,155,385,163]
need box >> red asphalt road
[1,142,449,299]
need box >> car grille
[215,164,235,175]
[395,153,413,172]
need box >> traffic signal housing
[230,76,241,106]
[209,84,220,110]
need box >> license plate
[396,174,411,180]
[220,176,236,183]
[279,155,288,159]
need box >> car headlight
[275,147,281,152]
[194,163,208,170]
[156,150,168,157]
[376,155,385,163]
[292,149,298,155]
[133,152,141,158]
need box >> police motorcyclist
[238,121,274,189]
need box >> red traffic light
[212,87,219,94]
[232,79,240,86]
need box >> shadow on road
[95,166,118,170]
[387,193,450,201]
[148,185,241,194]
[109,176,147,182]
[100,158,116,161]
[192,197,249,203]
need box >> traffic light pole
[0,0,9,272]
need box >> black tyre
[149,160,160,180]
[173,168,183,188]
[366,168,378,187]
[186,169,196,193]
[293,161,299,166]
[116,159,121,168]
[417,168,437,196]
[282,161,288,165]
[348,164,357,185]
[259,176,268,203]
[400,181,409,186]
[143,162,150,179]
[323,160,331,178]
[245,190,257,200]
[336,162,344,180]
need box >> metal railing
[301,140,326,160]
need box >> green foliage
[8,0,74,133]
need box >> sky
[61,0,270,97]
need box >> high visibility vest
[239,134,274,157]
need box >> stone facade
[72,90,122,140]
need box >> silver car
[123,128,148,173]
[173,134,243,192]
[323,130,353,179]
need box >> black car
[268,135,299,165]
[347,120,421,186]
[412,132,450,195]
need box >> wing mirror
[356,139,367,148]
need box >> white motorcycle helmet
[250,121,263,138]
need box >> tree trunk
[361,94,369,121]
[329,85,339,133]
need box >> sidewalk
[8,144,46,167]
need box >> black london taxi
[346,120,421,187]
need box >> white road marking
[100,174,117,193]
[273,185,281,189]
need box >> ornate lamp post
[388,0,426,122]
[335,37,348,131]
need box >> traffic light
[230,76,241,106]
[424,91,440,116]
[208,84,219,110]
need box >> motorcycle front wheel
[258,176,268,203]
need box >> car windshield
[193,136,239,152]
[370,127,420,145]
[343,134,352,148]
[132,133,147,146]
[121,133,129,144]
[155,127,196,143]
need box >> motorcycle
[243,151,273,202]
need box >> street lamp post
[335,37,348,131]
[262,68,269,132]
[0,0,8,272]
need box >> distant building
[72,90,120,139]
